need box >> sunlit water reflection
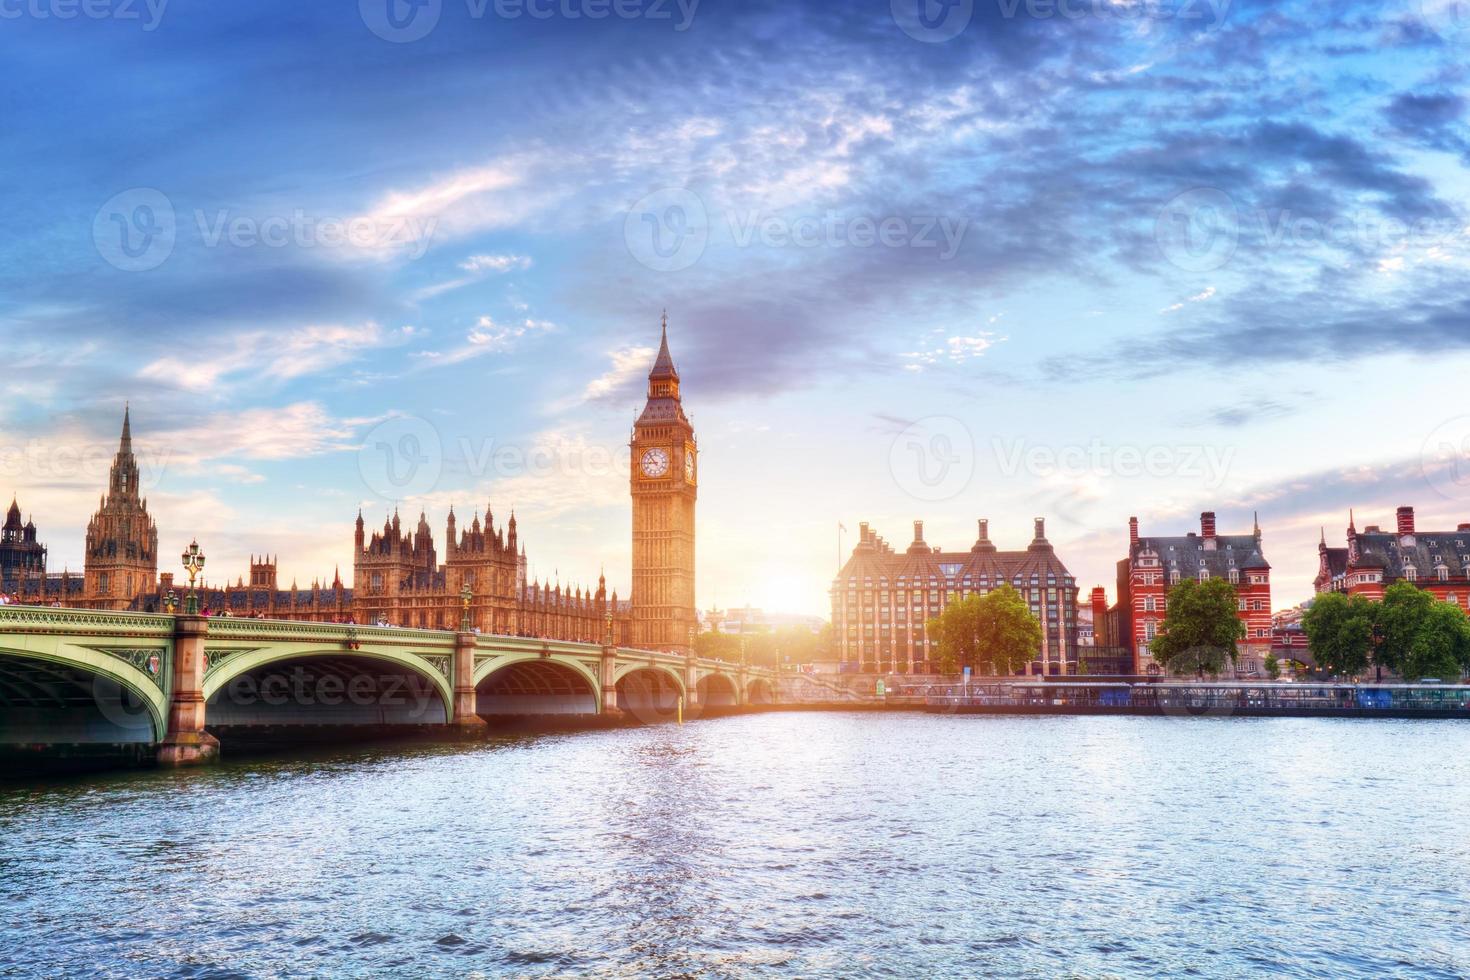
[3,713,1469,977]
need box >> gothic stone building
[1097,512,1273,675]
[830,518,1079,675]
[45,322,692,648]
[1315,505,1470,609]
[0,497,46,593]
[67,408,160,610]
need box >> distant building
[830,518,1079,675]
[1315,506,1470,609]
[705,605,824,635]
[1271,604,1311,672]
[1097,512,1273,675]
[1076,601,1095,647]
[78,407,159,610]
[0,497,46,592]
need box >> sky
[3,0,1470,616]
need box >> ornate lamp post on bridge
[459,584,473,633]
[164,589,179,614]
[181,540,206,615]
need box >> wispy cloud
[137,323,414,393]
[412,316,555,368]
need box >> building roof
[835,520,1075,588]
[1352,529,1470,580]
[649,313,678,380]
[1134,532,1268,576]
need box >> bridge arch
[474,656,600,716]
[746,677,775,705]
[614,664,684,718]
[0,645,167,743]
[696,672,739,707]
[202,647,453,726]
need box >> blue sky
[3,0,1470,614]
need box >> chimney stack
[1129,516,1139,547]
[1201,511,1216,538]
[913,520,925,543]
[1034,517,1046,540]
[1397,506,1415,536]
[977,518,989,541]
[1090,587,1108,639]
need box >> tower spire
[649,311,677,381]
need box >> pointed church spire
[649,311,678,380]
[120,402,132,452]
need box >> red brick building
[1097,512,1273,675]
[1315,505,1470,608]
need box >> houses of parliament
[0,322,700,652]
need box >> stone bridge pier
[157,615,219,767]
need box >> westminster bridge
[0,606,782,766]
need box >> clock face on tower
[640,447,670,478]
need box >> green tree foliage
[692,631,742,662]
[1264,653,1281,680]
[693,624,832,669]
[1150,577,1245,677]
[1377,582,1470,681]
[1301,591,1376,678]
[925,583,1042,675]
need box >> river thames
[3,713,1469,978]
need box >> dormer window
[1404,566,1417,582]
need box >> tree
[1377,582,1470,681]
[692,630,742,662]
[926,583,1041,675]
[1301,591,1376,678]
[1150,577,1245,677]
[1264,653,1281,680]
[926,593,980,674]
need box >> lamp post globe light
[459,584,473,633]
[164,589,178,614]
[181,540,205,615]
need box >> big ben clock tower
[630,313,697,652]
